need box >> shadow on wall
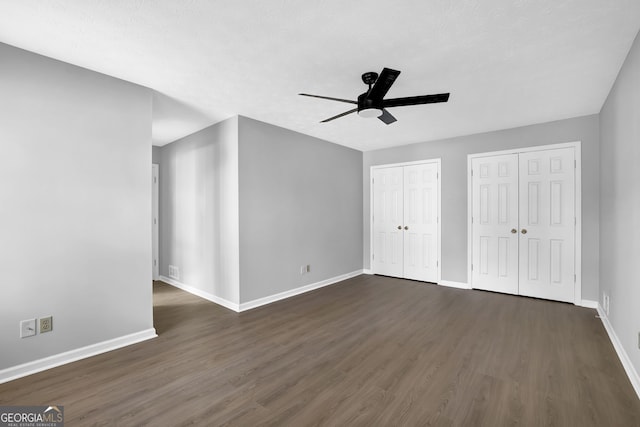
[152,91,219,146]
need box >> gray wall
[238,116,363,303]
[158,117,240,304]
[599,30,640,374]
[363,115,600,300]
[0,43,154,370]
[152,145,161,164]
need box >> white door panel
[471,154,519,294]
[403,163,439,282]
[373,167,404,277]
[470,147,576,303]
[518,148,575,302]
[372,162,440,282]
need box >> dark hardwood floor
[1,275,639,426]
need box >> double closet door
[372,162,439,283]
[471,147,576,303]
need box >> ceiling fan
[299,67,450,125]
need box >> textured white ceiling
[1,1,639,151]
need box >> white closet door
[518,148,575,302]
[471,154,519,294]
[372,167,404,277]
[403,163,439,282]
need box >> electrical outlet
[168,265,180,280]
[300,264,311,275]
[40,316,53,333]
[20,319,36,338]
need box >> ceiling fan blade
[299,93,357,104]
[383,93,450,108]
[378,109,397,125]
[367,68,401,100]
[320,108,358,123]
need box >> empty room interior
[1,1,640,425]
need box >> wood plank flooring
[1,274,639,426]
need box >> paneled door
[518,148,575,303]
[403,163,439,282]
[471,154,519,294]
[372,162,440,283]
[372,167,404,278]
[470,147,576,303]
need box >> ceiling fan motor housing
[357,92,383,117]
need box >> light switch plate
[20,319,36,338]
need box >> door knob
[521,229,527,234]
[397,225,402,230]
[404,226,409,230]
[511,229,517,234]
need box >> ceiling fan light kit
[300,67,450,125]
[357,108,383,118]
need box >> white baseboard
[0,328,157,385]
[579,299,598,309]
[363,269,373,275]
[239,270,363,312]
[439,280,470,289]
[596,305,640,400]
[160,271,363,313]
[159,275,240,312]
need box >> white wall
[599,30,640,377]
[363,115,600,300]
[158,117,240,305]
[238,117,363,303]
[0,43,154,370]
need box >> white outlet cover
[169,265,180,279]
[20,319,36,338]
